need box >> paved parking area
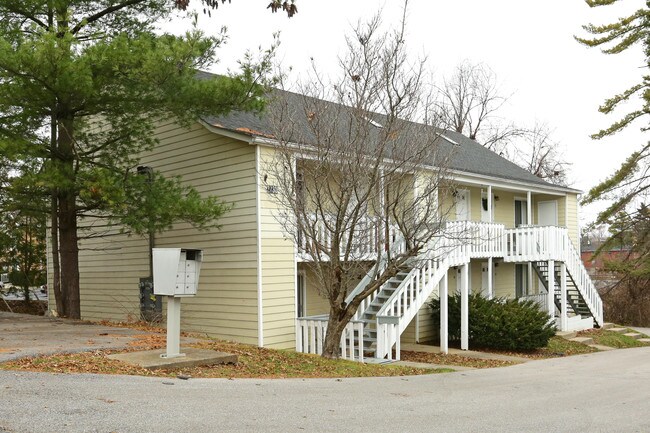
[0,312,146,362]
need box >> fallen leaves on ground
[1,331,442,379]
[398,351,518,369]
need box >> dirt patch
[0,300,47,316]
[399,351,519,369]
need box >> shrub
[428,293,556,351]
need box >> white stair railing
[295,315,367,361]
[505,226,603,327]
[373,222,503,360]
[562,236,603,327]
[345,233,406,321]
[375,254,452,360]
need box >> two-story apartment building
[48,88,602,361]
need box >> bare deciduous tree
[436,61,522,156]
[263,13,453,358]
[437,61,569,185]
[517,123,570,186]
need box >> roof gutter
[199,120,254,144]
[205,125,581,196]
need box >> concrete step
[569,336,594,345]
[589,344,615,351]
[557,331,577,340]
[638,338,650,344]
[623,332,643,340]
[601,322,615,330]
[609,327,629,334]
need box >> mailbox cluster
[152,247,203,359]
[153,248,202,297]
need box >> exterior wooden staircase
[532,261,593,319]
[296,222,603,362]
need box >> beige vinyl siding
[47,223,149,320]
[300,264,330,316]
[401,292,436,344]
[494,190,516,227]
[565,193,579,247]
[57,120,260,345]
[493,261,515,298]
[258,146,297,349]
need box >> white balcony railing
[297,214,402,261]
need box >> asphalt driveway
[1,335,649,432]
[0,312,146,362]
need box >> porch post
[547,259,555,318]
[487,185,493,223]
[460,263,469,350]
[379,169,386,250]
[560,262,568,331]
[487,257,493,299]
[440,271,448,354]
[526,191,532,225]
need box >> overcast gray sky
[165,0,646,225]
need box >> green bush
[428,293,556,351]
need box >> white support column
[163,296,184,359]
[560,262,568,331]
[527,191,532,225]
[487,185,493,223]
[487,257,493,299]
[440,271,449,354]
[547,260,555,318]
[460,263,469,350]
[379,169,386,249]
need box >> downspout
[255,145,264,347]
[137,166,155,278]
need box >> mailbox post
[152,248,203,358]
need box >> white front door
[538,200,558,226]
[455,189,470,221]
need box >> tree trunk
[321,308,356,359]
[58,190,80,318]
[57,118,81,319]
[50,193,65,315]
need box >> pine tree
[576,0,650,220]
[0,1,276,318]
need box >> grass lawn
[0,324,445,379]
[579,328,650,349]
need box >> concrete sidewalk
[0,312,153,362]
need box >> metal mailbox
[153,248,203,297]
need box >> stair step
[569,336,594,345]
[556,331,577,339]
[609,327,629,334]
[638,338,650,344]
[601,322,615,330]
[588,344,616,351]
[623,332,643,340]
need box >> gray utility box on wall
[152,248,203,297]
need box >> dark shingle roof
[202,86,574,192]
